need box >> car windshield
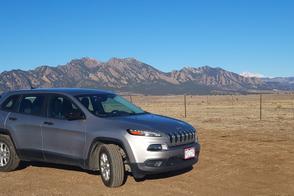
[76,94,145,117]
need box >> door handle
[8,117,17,121]
[43,121,54,125]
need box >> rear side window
[1,95,20,112]
[19,95,45,116]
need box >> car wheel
[99,144,125,187]
[0,135,20,172]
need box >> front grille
[168,130,195,146]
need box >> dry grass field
[0,94,294,196]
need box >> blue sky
[0,0,293,77]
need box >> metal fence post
[184,94,187,118]
[129,95,133,103]
[206,95,209,117]
[260,94,262,120]
[292,99,294,120]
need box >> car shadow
[148,166,193,179]
[132,166,193,182]
[18,161,193,182]
[18,161,99,175]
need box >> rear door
[0,94,20,131]
[5,94,46,160]
[42,94,86,167]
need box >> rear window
[19,95,45,116]
[1,95,20,112]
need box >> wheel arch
[0,128,16,148]
[86,137,133,171]
[0,128,20,159]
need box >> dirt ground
[1,95,294,196]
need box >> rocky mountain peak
[0,57,292,94]
[67,57,102,69]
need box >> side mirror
[65,110,85,121]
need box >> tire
[99,144,125,187]
[0,135,20,172]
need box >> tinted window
[1,95,20,112]
[48,95,83,120]
[78,96,94,112]
[19,95,45,116]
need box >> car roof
[4,88,115,96]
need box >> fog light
[154,161,163,167]
[147,144,168,151]
[145,160,163,167]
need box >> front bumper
[130,142,200,178]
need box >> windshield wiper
[128,111,147,116]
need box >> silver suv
[0,88,200,187]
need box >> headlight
[127,129,162,137]
[195,131,199,142]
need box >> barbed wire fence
[124,93,294,121]
[1,90,293,121]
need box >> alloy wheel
[100,153,111,181]
[0,142,10,167]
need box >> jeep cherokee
[0,88,200,187]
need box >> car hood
[110,113,195,135]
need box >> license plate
[184,147,195,160]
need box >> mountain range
[0,57,293,95]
